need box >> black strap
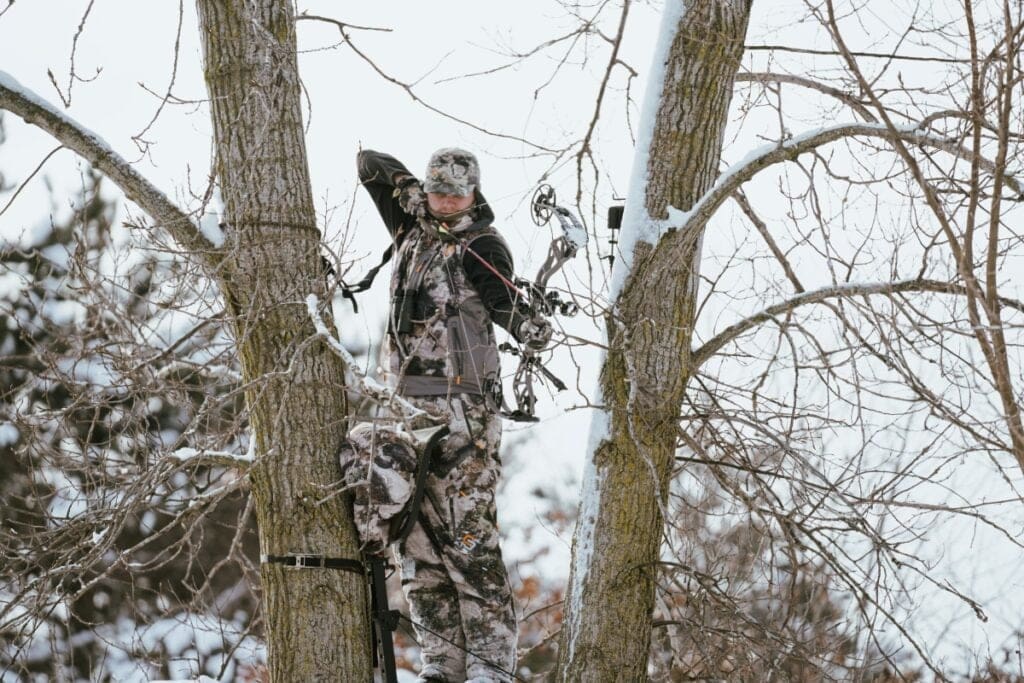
[260,554,365,574]
[389,426,450,544]
[367,555,400,683]
[339,244,394,313]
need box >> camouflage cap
[423,147,480,197]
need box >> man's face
[426,191,475,220]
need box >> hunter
[355,147,551,683]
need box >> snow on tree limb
[659,121,1024,261]
[735,72,877,121]
[0,70,222,259]
[617,116,1013,302]
[168,447,254,471]
[305,294,430,423]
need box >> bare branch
[575,0,631,202]
[294,13,391,33]
[298,13,556,153]
[47,0,99,107]
[0,144,64,217]
[673,121,1024,249]
[433,24,598,85]
[0,71,221,262]
[735,72,877,122]
[691,278,1024,370]
[131,0,186,153]
[731,190,804,292]
[745,43,969,65]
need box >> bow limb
[505,188,587,420]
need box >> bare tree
[1,2,371,679]
[556,2,756,679]
[0,165,265,679]
[557,0,1024,679]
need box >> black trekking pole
[367,554,400,683]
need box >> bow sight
[520,184,588,317]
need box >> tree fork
[558,1,753,680]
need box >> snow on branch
[690,278,1024,370]
[0,71,223,259]
[735,72,877,122]
[168,447,254,471]
[673,121,1024,246]
[305,294,430,423]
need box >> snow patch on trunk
[609,0,688,301]
[198,213,225,248]
[565,403,609,663]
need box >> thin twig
[47,0,99,107]
[745,43,969,64]
[0,145,64,218]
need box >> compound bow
[498,184,588,422]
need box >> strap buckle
[261,553,328,568]
[293,554,325,568]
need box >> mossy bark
[558,2,752,680]
[195,1,371,680]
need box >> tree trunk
[195,2,371,680]
[558,1,752,680]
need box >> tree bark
[195,1,370,680]
[558,1,752,680]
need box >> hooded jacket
[357,149,528,400]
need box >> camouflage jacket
[357,150,523,402]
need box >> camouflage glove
[516,315,554,351]
[394,175,427,219]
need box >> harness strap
[397,374,484,397]
[390,426,450,544]
[339,244,394,312]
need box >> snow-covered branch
[168,447,253,471]
[673,122,1024,247]
[305,294,431,423]
[0,71,222,261]
[690,278,1024,369]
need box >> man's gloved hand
[516,315,554,351]
[394,175,427,219]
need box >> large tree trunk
[557,1,752,680]
[195,2,371,679]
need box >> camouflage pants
[397,393,517,683]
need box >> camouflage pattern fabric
[337,422,420,555]
[356,148,517,681]
[397,393,516,683]
[396,175,428,219]
[423,148,480,197]
[384,217,501,395]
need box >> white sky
[2,0,1023,674]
